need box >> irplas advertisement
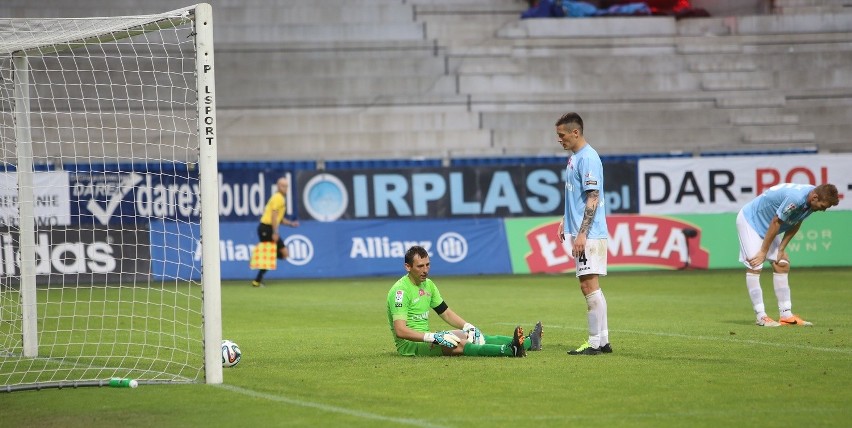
[639,154,852,214]
[505,211,852,274]
[296,161,638,221]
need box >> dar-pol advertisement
[638,153,852,214]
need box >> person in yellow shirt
[252,177,299,287]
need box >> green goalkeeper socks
[463,334,533,356]
[483,334,532,350]
[462,343,512,357]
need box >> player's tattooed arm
[579,190,600,236]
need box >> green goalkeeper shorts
[396,340,445,357]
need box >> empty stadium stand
[4,0,852,161]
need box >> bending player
[736,183,839,326]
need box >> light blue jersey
[742,183,814,237]
[564,144,608,239]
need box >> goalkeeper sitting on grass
[386,245,542,357]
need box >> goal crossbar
[1,7,195,56]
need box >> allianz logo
[350,232,468,263]
[195,234,314,266]
[198,231,469,266]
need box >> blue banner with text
[149,218,512,280]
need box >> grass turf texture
[3,268,851,427]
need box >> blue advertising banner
[149,220,202,281]
[69,169,294,225]
[149,218,512,280]
[296,161,637,222]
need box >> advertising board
[639,154,852,214]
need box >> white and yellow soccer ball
[466,327,485,345]
[222,339,242,367]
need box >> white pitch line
[215,383,444,428]
[498,322,852,354]
[459,405,838,424]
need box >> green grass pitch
[3,267,851,427]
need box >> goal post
[195,3,223,386]
[0,3,222,391]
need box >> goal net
[0,3,222,392]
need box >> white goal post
[0,3,221,391]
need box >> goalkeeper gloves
[424,331,460,348]
[463,323,482,345]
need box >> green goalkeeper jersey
[386,275,443,347]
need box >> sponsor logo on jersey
[782,202,799,216]
[584,172,598,187]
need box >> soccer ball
[466,327,485,345]
[222,339,242,367]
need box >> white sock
[746,272,765,319]
[585,290,602,348]
[599,290,609,346]
[773,273,793,318]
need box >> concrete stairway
[448,3,852,157]
[772,0,852,14]
[6,0,852,161]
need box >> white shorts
[572,238,608,278]
[736,210,780,270]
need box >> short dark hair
[405,246,429,265]
[814,183,840,206]
[555,112,584,135]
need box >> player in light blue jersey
[736,183,839,327]
[555,112,612,355]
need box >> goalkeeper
[387,245,542,357]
